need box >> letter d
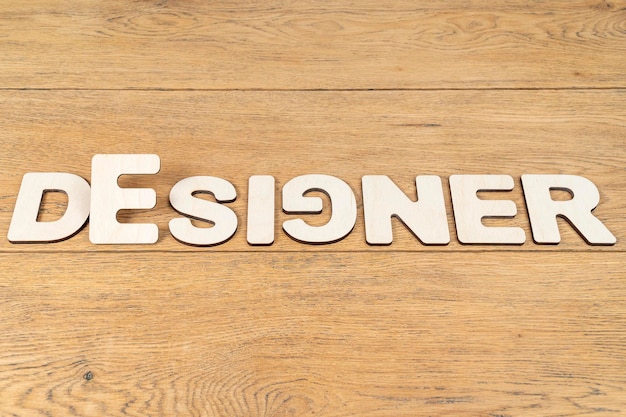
[8,173,91,243]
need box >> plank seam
[1,87,626,92]
[0,249,623,254]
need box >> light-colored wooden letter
[8,173,91,243]
[169,176,238,246]
[90,154,160,244]
[282,174,357,244]
[450,175,526,244]
[521,174,616,245]
[247,175,275,245]
[362,175,449,245]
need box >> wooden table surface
[1,1,624,416]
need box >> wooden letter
[282,174,356,244]
[362,175,449,245]
[521,174,616,245]
[89,154,160,244]
[8,173,90,243]
[169,176,238,246]
[450,175,526,244]
[247,175,275,245]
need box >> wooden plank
[1,90,624,252]
[0,251,623,416]
[1,0,625,89]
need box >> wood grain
[0,90,623,252]
[2,1,625,415]
[0,252,624,416]
[1,0,625,89]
